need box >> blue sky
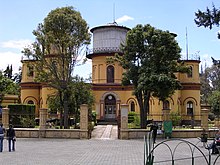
[0,0,220,78]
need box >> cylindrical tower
[91,23,130,53]
[87,23,130,84]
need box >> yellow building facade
[20,23,201,125]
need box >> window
[163,100,170,110]
[27,100,34,104]
[27,65,34,77]
[107,65,114,83]
[187,66,193,78]
[130,101,135,112]
[187,101,193,115]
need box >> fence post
[80,104,88,139]
[201,108,209,130]
[39,108,48,129]
[2,108,9,128]
[120,104,128,139]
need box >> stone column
[120,104,128,139]
[80,104,88,139]
[201,108,209,130]
[39,108,48,129]
[2,108,9,128]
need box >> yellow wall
[20,54,201,124]
[90,56,201,123]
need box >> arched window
[163,100,170,110]
[107,65,114,83]
[27,100,34,104]
[27,65,34,77]
[130,101,135,112]
[187,101,194,115]
[187,66,193,78]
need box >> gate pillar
[201,107,209,130]
[80,104,88,139]
[39,108,48,129]
[120,104,128,139]
[2,108,9,128]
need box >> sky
[0,0,220,79]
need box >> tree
[200,65,212,104]
[22,6,90,128]
[116,24,187,128]
[208,90,220,115]
[48,76,94,123]
[3,64,13,79]
[0,71,19,105]
[195,4,220,39]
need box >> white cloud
[0,39,33,50]
[0,51,22,73]
[116,15,134,24]
[200,53,213,68]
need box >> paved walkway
[91,125,118,139]
[0,125,220,164]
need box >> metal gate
[144,133,220,165]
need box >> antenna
[113,3,115,23]
[186,27,189,60]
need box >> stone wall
[128,129,218,139]
[15,128,82,139]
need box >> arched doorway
[104,94,116,120]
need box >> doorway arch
[104,94,116,120]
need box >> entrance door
[104,95,116,120]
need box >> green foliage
[3,64,13,79]
[195,4,220,39]
[200,66,212,104]
[208,112,215,121]
[128,111,136,123]
[48,76,94,123]
[22,6,91,128]
[128,112,140,127]
[92,111,97,125]
[116,24,185,128]
[0,71,19,104]
[8,104,35,128]
[208,90,220,114]
[170,111,181,127]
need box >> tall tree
[22,6,90,128]
[116,24,187,128]
[195,4,220,39]
[208,90,220,115]
[200,65,212,104]
[3,64,13,79]
[0,71,19,105]
[48,75,94,123]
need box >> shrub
[208,112,215,121]
[8,104,35,128]
[170,111,181,127]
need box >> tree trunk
[136,91,150,129]
[59,91,63,129]
[63,90,69,129]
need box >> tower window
[107,65,114,83]
[187,66,193,78]
[27,65,34,77]
[187,101,193,115]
